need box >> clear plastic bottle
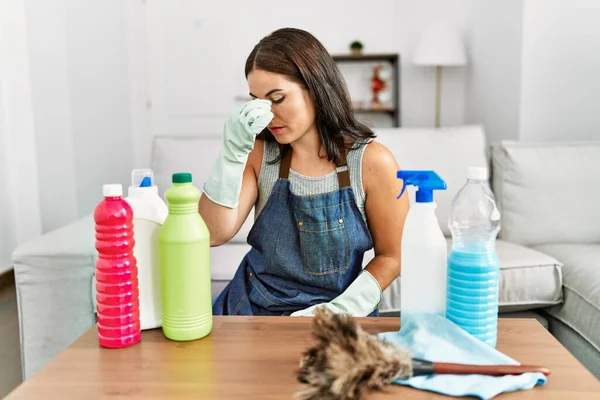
[446,167,501,347]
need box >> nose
[268,113,281,127]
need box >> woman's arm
[198,140,263,247]
[362,141,409,291]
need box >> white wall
[9,0,600,241]
[64,0,134,219]
[24,0,133,232]
[141,0,476,167]
[465,0,523,144]
[17,0,525,234]
[24,0,78,233]
[519,0,600,142]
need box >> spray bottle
[397,170,447,322]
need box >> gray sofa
[491,140,600,378]
[12,126,599,380]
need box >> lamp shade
[412,23,467,66]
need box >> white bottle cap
[103,184,123,197]
[467,167,488,181]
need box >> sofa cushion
[12,215,97,379]
[151,136,254,243]
[494,239,563,312]
[210,242,251,298]
[376,239,563,313]
[12,215,95,261]
[492,141,600,246]
[151,126,488,241]
[533,243,600,353]
[211,242,250,282]
[374,125,488,237]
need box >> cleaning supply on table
[446,167,501,347]
[295,309,548,400]
[396,170,447,321]
[159,172,212,341]
[94,183,141,348]
[125,169,168,330]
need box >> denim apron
[212,142,374,315]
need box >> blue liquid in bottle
[446,167,501,347]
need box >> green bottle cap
[172,172,192,183]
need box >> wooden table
[6,316,600,399]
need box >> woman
[200,27,409,316]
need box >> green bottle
[159,172,212,341]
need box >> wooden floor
[0,282,22,398]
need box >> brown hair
[245,28,376,164]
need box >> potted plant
[349,40,363,55]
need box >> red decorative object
[371,65,386,105]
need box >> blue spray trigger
[397,173,409,200]
[396,170,447,202]
[139,176,152,187]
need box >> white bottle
[125,169,168,330]
[397,170,448,320]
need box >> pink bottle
[94,183,141,348]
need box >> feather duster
[295,308,550,400]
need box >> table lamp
[413,23,467,128]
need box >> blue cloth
[378,314,547,400]
[212,146,373,315]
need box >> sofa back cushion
[491,141,600,246]
[374,125,488,236]
[151,135,254,243]
[150,125,488,241]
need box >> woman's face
[247,69,316,144]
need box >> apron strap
[278,139,351,188]
[335,138,351,188]
[279,147,293,180]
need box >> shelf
[332,53,399,63]
[332,52,401,127]
[353,106,395,113]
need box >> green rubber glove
[203,99,274,208]
[290,270,382,317]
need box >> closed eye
[271,96,285,104]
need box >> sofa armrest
[12,215,96,380]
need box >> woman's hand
[203,99,273,208]
[199,99,273,247]
[290,270,381,317]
